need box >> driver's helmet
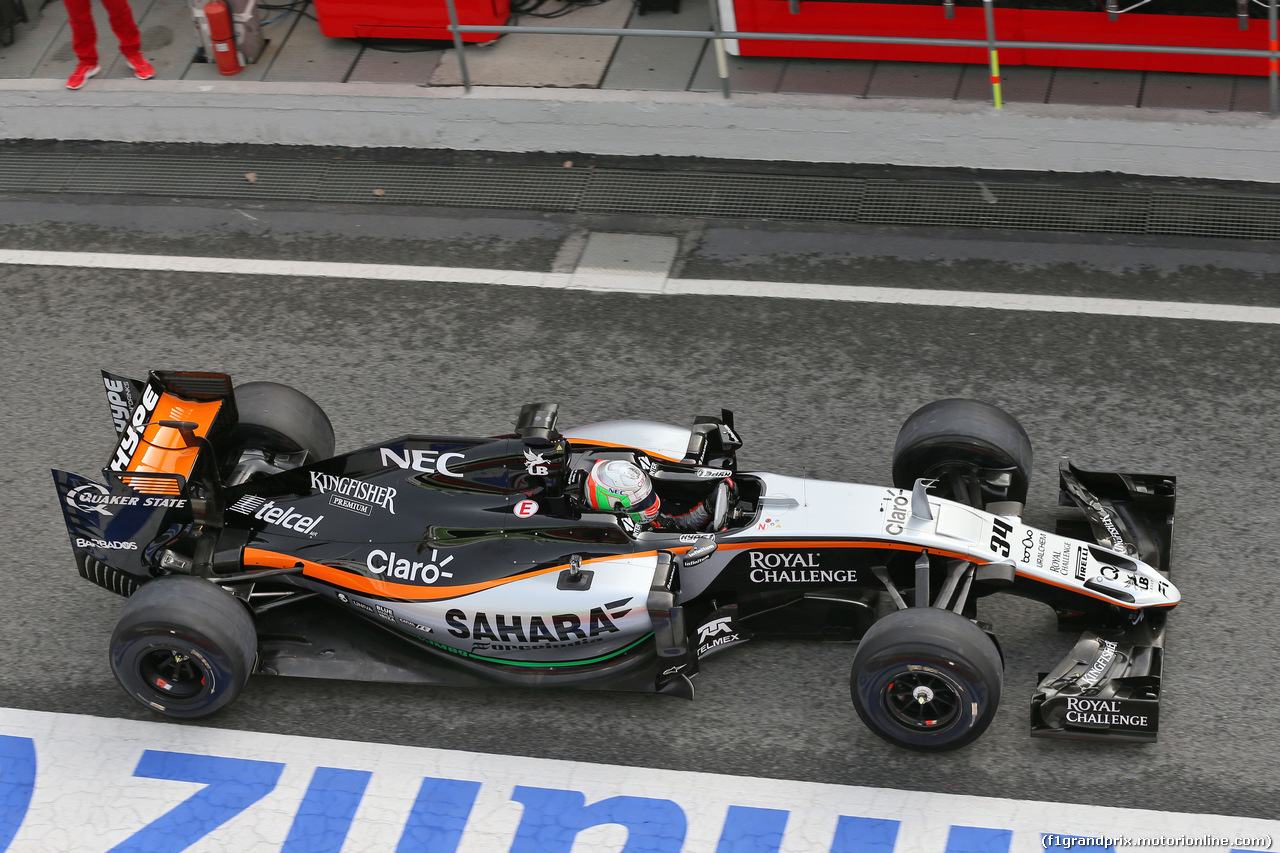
[584,459,659,523]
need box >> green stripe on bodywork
[426,633,653,668]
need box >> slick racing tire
[850,608,1003,752]
[892,398,1033,508]
[224,380,335,466]
[110,576,257,719]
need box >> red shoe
[123,52,154,80]
[66,62,100,90]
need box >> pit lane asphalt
[3,190,1278,822]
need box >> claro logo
[367,548,454,584]
[883,490,910,535]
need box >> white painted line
[2,248,1277,324]
[1,707,1276,853]
[0,248,572,290]
[668,279,1280,323]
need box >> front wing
[1030,460,1175,742]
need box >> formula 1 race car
[53,370,1178,751]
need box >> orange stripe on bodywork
[125,393,222,479]
[724,540,1171,610]
[243,548,663,601]
[713,539,983,564]
[247,540,1167,610]
[567,438,684,463]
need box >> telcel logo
[231,496,323,534]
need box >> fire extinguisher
[205,1,243,76]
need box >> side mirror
[681,535,717,567]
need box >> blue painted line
[396,776,482,853]
[715,805,789,853]
[281,766,372,853]
[0,736,35,853]
[107,750,285,853]
[830,815,901,853]
[947,826,1014,853]
[2,708,1276,853]
[510,786,687,853]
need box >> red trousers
[62,0,141,64]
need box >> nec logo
[379,447,465,478]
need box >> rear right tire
[110,575,257,719]
[227,380,335,460]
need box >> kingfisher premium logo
[310,472,397,515]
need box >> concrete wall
[1,78,1277,181]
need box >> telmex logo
[697,617,733,644]
[380,447,465,478]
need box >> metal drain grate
[1147,192,1280,241]
[2,150,1279,241]
[68,156,331,200]
[312,164,590,211]
[0,154,81,192]
[859,180,1153,234]
[582,172,867,222]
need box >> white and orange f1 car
[55,370,1177,751]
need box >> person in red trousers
[62,0,155,89]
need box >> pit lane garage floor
[0,0,1273,112]
[2,707,1277,852]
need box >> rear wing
[53,370,240,597]
[104,370,237,485]
[53,468,192,597]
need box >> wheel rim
[882,670,963,732]
[138,647,208,700]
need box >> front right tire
[850,607,1003,752]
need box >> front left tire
[891,398,1033,509]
